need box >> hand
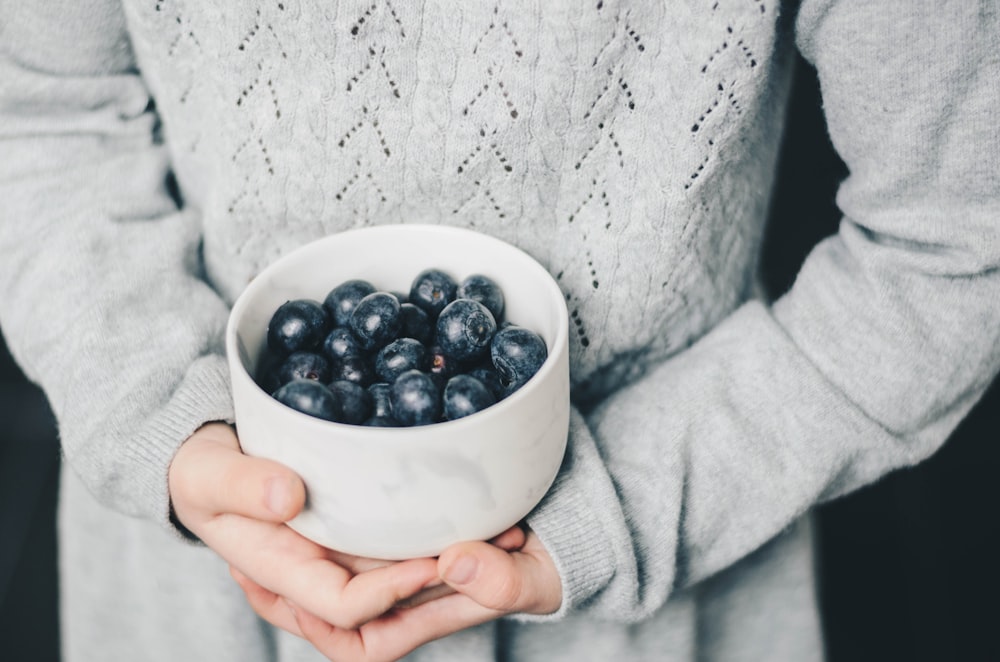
[232,526,562,662]
[168,423,442,629]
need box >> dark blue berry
[390,369,441,426]
[278,351,332,386]
[330,354,375,387]
[427,344,460,380]
[375,338,429,383]
[327,379,373,425]
[443,374,496,421]
[490,325,548,396]
[367,382,394,419]
[272,379,342,421]
[267,299,331,356]
[321,326,363,361]
[457,274,504,323]
[398,302,433,344]
[408,269,457,319]
[466,364,505,401]
[349,292,402,351]
[436,299,496,363]
[256,353,284,393]
[323,279,377,328]
[363,416,400,427]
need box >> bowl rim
[225,223,570,440]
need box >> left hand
[231,527,562,662]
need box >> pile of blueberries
[258,269,548,427]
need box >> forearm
[0,1,235,528]
[525,0,1000,623]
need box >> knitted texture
[1,1,998,661]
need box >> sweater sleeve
[524,0,1000,622]
[0,1,235,531]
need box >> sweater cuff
[517,408,618,622]
[123,353,235,539]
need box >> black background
[1,54,997,661]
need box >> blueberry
[398,302,433,344]
[443,374,496,421]
[390,369,441,426]
[349,292,402,351]
[363,416,400,427]
[321,326,364,361]
[466,364,506,401]
[375,338,429,383]
[272,379,342,421]
[327,379,373,425]
[490,325,548,396]
[408,269,457,319]
[436,299,496,363]
[457,274,504,323]
[267,299,331,356]
[256,353,284,393]
[277,351,332,386]
[323,279,377,328]
[330,354,375,387]
[427,343,461,380]
[367,382,394,419]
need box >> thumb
[437,534,561,615]
[169,423,306,525]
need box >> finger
[297,591,501,662]
[394,582,456,609]
[489,524,526,551]
[230,566,304,637]
[437,534,562,615]
[172,424,306,523]
[216,519,440,630]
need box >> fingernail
[443,554,478,585]
[265,476,292,517]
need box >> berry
[367,382,394,419]
[491,325,548,396]
[363,416,399,427]
[457,274,504,323]
[330,354,375,387]
[390,369,441,426]
[398,302,433,344]
[272,379,342,421]
[443,374,496,420]
[408,268,457,319]
[349,292,402,351]
[323,279,377,328]
[277,351,332,386]
[466,364,505,401]
[375,338,429,383]
[436,299,496,363]
[321,326,363,361]
[267,299,331,356]
[327,380,373,425]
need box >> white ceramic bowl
[226,224,570,560]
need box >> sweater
[1,0,998,660]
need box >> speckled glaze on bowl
[225,224,570,560]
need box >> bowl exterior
[226,225,570,559]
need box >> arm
[0,0,233,527]
[524,0,1000,621]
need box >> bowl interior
[230,224,567,409]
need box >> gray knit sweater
[2,1,998,660]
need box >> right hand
[168,422,443,630]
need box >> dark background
[1,55,997,661]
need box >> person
[1,0,997,660]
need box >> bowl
[225,224,570,560]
